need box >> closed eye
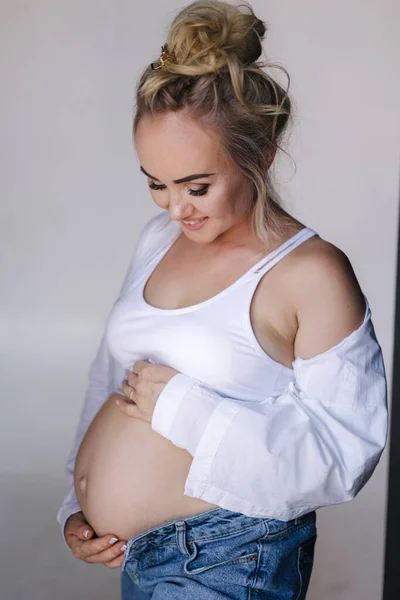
[148,181,209,196]
[148,181,165,191]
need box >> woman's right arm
[56,329,124,544]
[57,212,165,546]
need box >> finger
[85,541,127,565]
[126,372,138,387]
[115,397,141,418]
[118,378,129,393]
[78,525,94,540]
[64,511,87,537]
[73,534,123,561]
[65,525,94,550]
[133,360,146,371]
[104,553,126,569]
[120,381,135,400]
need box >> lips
[181,217,207,223]
[181,216,209,230]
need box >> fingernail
[109,537,119,544]
[121,544,127,552]
[83,529,90,538]
[116,399,120,406]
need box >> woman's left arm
[118,254,389,521]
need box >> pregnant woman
[57,2,388,598]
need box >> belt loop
[175,520,190,556]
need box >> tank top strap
[249,227,318,280]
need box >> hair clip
[151,44,173,70]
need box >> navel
[78,474,87,494]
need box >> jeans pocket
[182,525,262,575]
[297,533,317,599]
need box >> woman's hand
[117,360,179,424]
[64,511,128,569]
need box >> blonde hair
[133,0,294,245]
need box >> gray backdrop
[1,1,399,598]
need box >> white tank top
[105,213,318,400]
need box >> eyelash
[148,182,209,196]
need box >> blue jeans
[120,506,317,599]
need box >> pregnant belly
[74,392,218,541]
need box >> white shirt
[57,212,388,538]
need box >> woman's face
[134,110,254,247]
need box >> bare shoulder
[285,234,368,361]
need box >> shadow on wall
[383,174,400,600]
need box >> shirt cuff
[151,373,198,439]
[57,502,83,549]
[151,373,222,456]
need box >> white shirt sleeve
[56,332,123,546]
[151,313,388,521]
[57,213,163,545]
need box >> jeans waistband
[123,506,316,557]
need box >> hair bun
[167,0,267,73]
[243,17,266,63]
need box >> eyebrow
[140,165,216,184]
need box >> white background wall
[1,1,399,598]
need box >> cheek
[208,188,235,215]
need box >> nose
[169,196,192,221]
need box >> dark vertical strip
[383,193,400,599]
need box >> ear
[263,145,277,169]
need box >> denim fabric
[120,506,317,599]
